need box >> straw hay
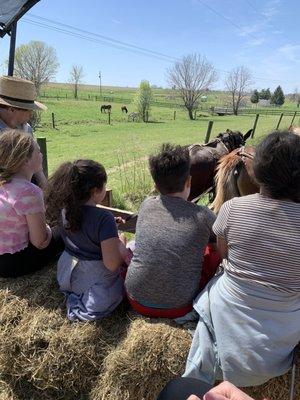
[92,318,192,400]
[0,266,299,399]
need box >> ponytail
[45,159,107,231]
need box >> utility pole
[8,22,17,76]
[98,71,102,99]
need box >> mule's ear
[243,129,253,141]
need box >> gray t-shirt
[125,195,216,308]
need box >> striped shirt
[213,193,300,292]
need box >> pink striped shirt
[0,178,45,254]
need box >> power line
[244,0,261,14]
[195,0,261,41]
[21,13,295,85]
[243,0,270,21]
[27,13,179,62]
[22,18,176,62]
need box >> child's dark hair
[45,159,107,231]
[149,143,190,194]
[253,130,300,202]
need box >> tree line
[250,87,285,106]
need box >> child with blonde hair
[0,129,62,277]
[46,159,128,321]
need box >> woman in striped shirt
[184,130,300,387]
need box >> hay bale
[0,380,16,400]
[0,266,63,310]
[92,318,192,400]
[0,266,299,400]
[0,267,130,399]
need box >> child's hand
[203,382,255,400]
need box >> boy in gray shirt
[125,143,218,318]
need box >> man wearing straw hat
[0,75,47,187]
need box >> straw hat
[0,76,47,111]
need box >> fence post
[290,111,297,126]
[37,138,48,178]
[173,110,176,120]
[205,120,214,143]
[194,110,197,120]
[108,110,111,125]
[51,112,56,129]
[276,113,284,130]
[251,114,260,138]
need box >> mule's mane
[210,148,242,214]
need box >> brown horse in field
[188,129,253,201]
[211,145,259,213]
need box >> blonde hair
[0,129,35,185]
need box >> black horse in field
[188,129,253,202]
[101,104,112,113]
[121,105,128,113]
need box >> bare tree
[14,41,59,94]
[225,66,252,115]
[167,54,218,120]
[69,65,84,99]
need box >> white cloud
[262,0,281,19]
[278,44,300,63]
[247,37,267,46]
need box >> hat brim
[0,97,47,111]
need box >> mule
[188,129,253,202]
[210,145,259,213]
[121,106,128,113]
[101,104,112,113]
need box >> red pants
[127,244,220,318]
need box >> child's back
[46,159,127,322]
[125,194,215,309]
[125,143,218,318]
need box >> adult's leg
[157,377,212,400]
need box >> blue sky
[0,0,299,92]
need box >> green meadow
[35,83,300,211]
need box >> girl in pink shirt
[0,129,63,277]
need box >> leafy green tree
[250,90,259,104]
[271,86,285,106]
[134,80,153,122]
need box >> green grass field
[35,84,300,211]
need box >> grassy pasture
[35,84,300,210]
